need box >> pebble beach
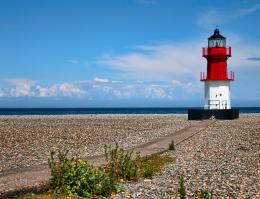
[0,114,192,173]
[112,115,260,198]
[0,114,259,198]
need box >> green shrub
[104,143,140,181]
[178,176,186,199]
[48,150,118,197]
[169,140,175,150]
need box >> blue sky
[0,0,260,107]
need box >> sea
[0,107,259,115]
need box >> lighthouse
[188,29,239,120]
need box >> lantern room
[208,28,226,47]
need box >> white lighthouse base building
[204,81,231,110]
[188,80,239,120]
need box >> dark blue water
[0,107,259,115]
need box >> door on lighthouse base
[221,100,228,109]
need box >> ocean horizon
[0,107,259,115]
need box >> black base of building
[188,108,239,120]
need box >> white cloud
[99,42,204,81]
[93,77,109,83]
[197,3,260,28]
[91,80,199,100]
[59,83,84,96]
[144,86,168,99]
[36,83,85,97]
[92,84,113,93]
[231,3,260,18]
[0,77,203,101]
[172,80,201,93]
[0,79,85,98]
[98,37,260,84]
[4,79,36,97]
[36,86,56,97]
[172,79,182,88]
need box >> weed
[104,144,174,181]
[143,164,154,178]
[104,143,139,181]
[178,176,186,199]
[48,150,117,197]
[169,140,175,150]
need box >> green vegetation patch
[17,144,174,198]
[48,150,119,198]
[103,143,174,181]
[139,154,174,178]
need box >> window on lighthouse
[208,28,226,48]
[209,39,226,47]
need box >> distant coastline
[0,107,260,115]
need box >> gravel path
[0,114,192,173]
[112,115,260,198]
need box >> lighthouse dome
[208,28,226,48]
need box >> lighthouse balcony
[202,46,231,57]
[200,71,235,81]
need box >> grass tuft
[178,175,186,199]
[103,143,174,181]
[168,140,175,150]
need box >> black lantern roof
[208,28,226,47]
[208,28,226,40]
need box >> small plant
[169,140,175,150]
[104,144,174,181]
[198,189,214,199]
[143,164,154,178]
[104,143,140,181]
[48,150,118,197]
[178,176,186,199]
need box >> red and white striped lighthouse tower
[201,28,234,110]
[188,29,239,120]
